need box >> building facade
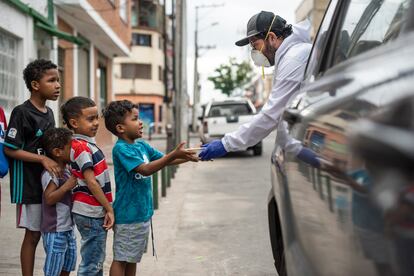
[0,0,131,146]
[114,0,166,134]
[295,0,329,40]
[56,0,131,144]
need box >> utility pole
[192,6,199,133]
[163,0,175,152]
[191,4,223,132]
[174,0,188,144]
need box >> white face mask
[250,15,277,78]
[251,49,271,67]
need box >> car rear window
[208,104,252,117]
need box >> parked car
[268,0,414,275]
[198,98,262,156]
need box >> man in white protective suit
[199,11,320,167]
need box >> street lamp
[192,4,224,132]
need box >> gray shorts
[16,204,41,231]
[113,221,150,263]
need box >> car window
[304,0,339,82]
[331,0,410,66]
[208,104,252,117]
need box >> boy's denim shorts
[73,214,107,276]
[42,230,77,276]
[113,220,150,263]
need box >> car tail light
[203,121,208,133]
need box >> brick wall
[87,0,131,48]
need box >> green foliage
[208,57,254,96]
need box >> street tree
[208,57,254,97]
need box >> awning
[5,0,86,46]
[35,22,87,46]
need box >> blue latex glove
[296,147,320,168]
[199,139,228,161]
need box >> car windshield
[208,103,252,117]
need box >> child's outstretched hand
[173,142,198,162]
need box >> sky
[184,0,303,104]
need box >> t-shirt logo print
[7,128,17,139]
[134,155,150,180]
[35,129,43,137]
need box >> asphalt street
[0,133,276,275]
[138,134,276,275]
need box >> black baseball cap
[235,11,287,47]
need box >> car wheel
[268,197,287,276]
[253,145,262,156]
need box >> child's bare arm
[44,175,77,205]
[83,169,113,212]
[168,158,197,166]
[4,147,61,176]
[134,152,176,176]
[134,142,197,176]
[83,169,114,230]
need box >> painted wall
[0,2,41,116]
[87,0,131,48]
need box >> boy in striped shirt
[61,96,114,276]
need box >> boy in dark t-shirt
[4,59,61,276]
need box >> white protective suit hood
[274,20,312,68]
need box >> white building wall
[0,2,38,116]
[21,0,48,17]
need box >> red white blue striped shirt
[70,134,112,218]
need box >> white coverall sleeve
[276,121,303,155]
[222,57,306,152]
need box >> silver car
[268,0,414,275]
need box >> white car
[198,98,262,156]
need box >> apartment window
[158,66,163,81]
[131,0,139,27]
[132,33,152,47]
[139,0,158,28]
[78,45,90,98]
[119,0,128,23]
[0,29,18,112]
[57,47,65,101]
[158,105,163,122]
[98,66,107,108]
[159,36,163,49]
[121,63,151,79]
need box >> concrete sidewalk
[0,132,274,276]
[0,135,201,275]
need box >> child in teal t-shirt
[103,100,198,275]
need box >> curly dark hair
[102,100,138,136]
[23,59,58,91]
[60,97,96,130]
[42,127,73,158]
